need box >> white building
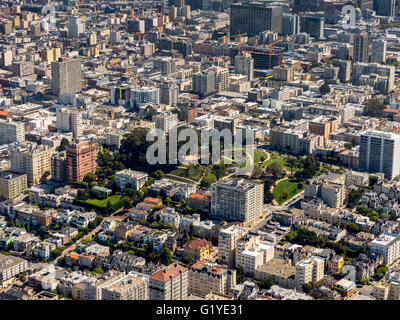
[359,130,400,180]
[295,256,324,291]
[371,232,400,266]
[0,119,25,145]
[114,169,148,191]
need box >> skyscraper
[282,13,300,36]
[160,80,179,106]
[300,14,325,40]
[230,3,283,36]
[68,16,85,38]
[359,130,400,180]
[374,0,395,17]
[371,38,387,63]
[235,52,254,81]
[354,34,370,63]
[51,58,82,96]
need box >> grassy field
[169,165,207,182]
[85,195,123,208]
[272,179,305,205]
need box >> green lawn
[170,165,207,182]
[262,152,287,168]
[272,179,305,205]
[85,195,123,208]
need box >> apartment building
[218,225,247,267]
[0,172,27,200]
[114,169,148,191]
[149,263,188,300]
[65,141,97,183]
[308,116,339,141]
[84,270,125,300]
[370,232,400,266]
[211,178,264,223]
[51,58,82,95]
[153,112,178,133]
[0,253,28,286]
[183,238,212,262]
[0,118,25,145]
[235,52,254,81]
[359,130,400,180]
[101,271,149,300]
[188,260,236,296]
[56,108,83,139]
[10,142,54,186]
[305,172,346,208]
[295,256,324,291]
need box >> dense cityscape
[1,0,400,303]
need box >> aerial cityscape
[2,0,400,303]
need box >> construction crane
[229,32,248,54]
[127,70,138,88]
[267,38,284,68]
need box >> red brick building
[66,141,97,182]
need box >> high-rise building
[68,16,85,38]
[0,119,25,145]
[160,80,179,106]
[110,83,131,106]
[10,142,54,186]
[353,34,370,63]
[154,57,177,76]
[153,112,178,133]
[359,130,400,180]
[56,108,83,139]
[295,256,324,291]
[127,19,145,34]
[0,172,27,200]
[110,31,121,44]
[179,103,198,124]
[371,38,387,64]
[374,0,395,17]
[300,14,325,40]
[149,263,188,300]
[218,225,247,267]
[211,178,264,223]
[235,52,254,81]
[65,141,97,183]
[370,232,400,266]
[230,3,283,36]
[282,13,300,36]
[130,86,160,110]
[193,67,229,95]
[51,58,82,96]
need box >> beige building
[149,263,188,300]
[101,271,149,300]
[0,172,27,200]
[83,270,125,300]
[254,258,296,289]
[211,178,264,223]
[295,256,324,291]
[10,142,54,186]
[56,108,83,139]
[218,225,247,267]
[51,58,82,96]
[0,253,29,287]
[0,118,25,145]
[188,260,236,297]
[40,47,61,64]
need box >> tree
[159,248,172,266]
[365,99,386,117]
[106,199,113,215]
[319,83,331,95]
[40,171,50,185]
[266,162,284,179]
[57,138,70,152]
[84,172,97,183]
[153,170,164,179]
[123,197,133,209]
[302,282,314,293]
[346,222,359,234]
[369,176,379,186]
[92,267,104,275]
